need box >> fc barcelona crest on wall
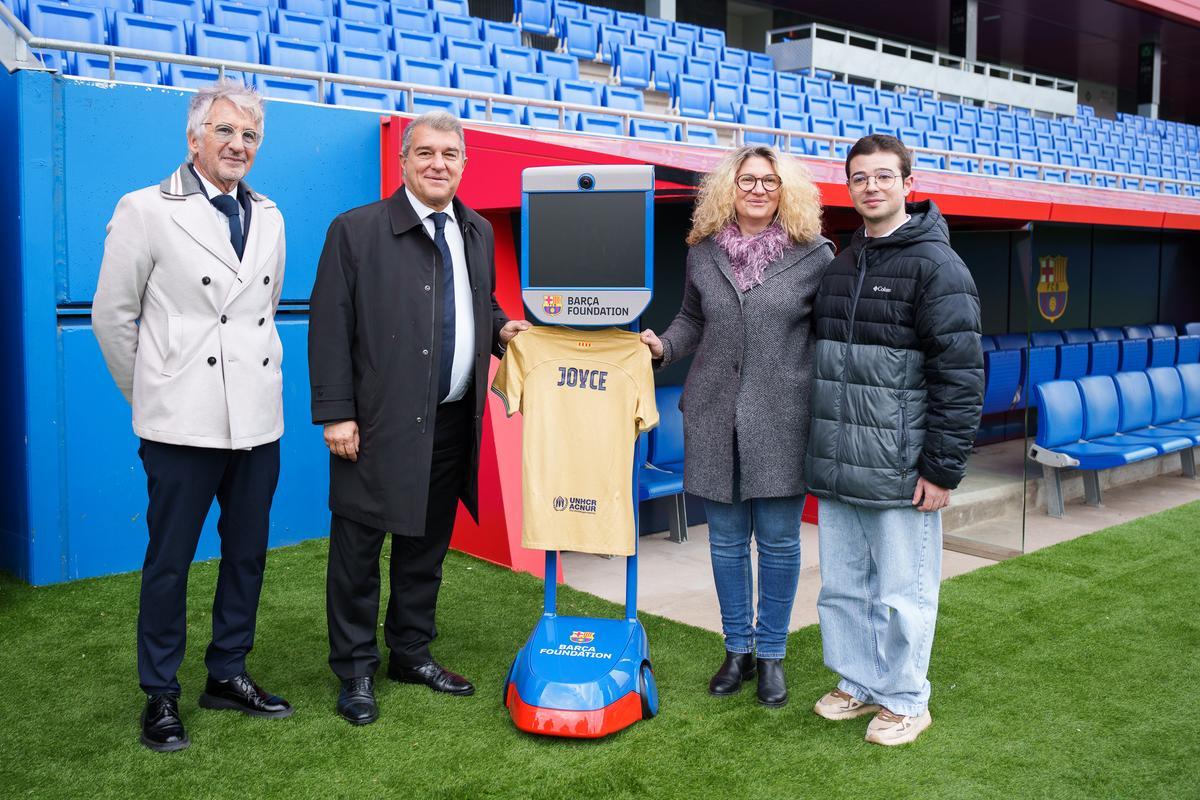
[1036,256,1069,323]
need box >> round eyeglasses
[848,171,898,191]
[736,173,782,192]
[204,122,262,147]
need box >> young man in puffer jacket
[806,134,984,746]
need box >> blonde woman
[642,146,832,707]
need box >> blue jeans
[816,498,942,717]
[703,495,804,660]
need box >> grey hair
[186,79,265,153]
[401,111,466,157]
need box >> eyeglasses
[204,122,262,147]
[736,173,782,192]
[848,171,899,191]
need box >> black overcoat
[308,188,508,534]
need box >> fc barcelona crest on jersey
[543,294,563,317]
[570,631,595,644]
[1036,256,1069,323]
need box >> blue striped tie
[430,212,456,402]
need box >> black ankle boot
[708,651,756,696]
[756,658,788,707]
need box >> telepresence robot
[503,164,659,738]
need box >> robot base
[504,614,657,739]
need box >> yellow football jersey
[491,326,659,556]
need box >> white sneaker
[813,688,881,721]
[864,708,933,746]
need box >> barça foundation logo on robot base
[1037,256,1069,323]
[565,296,630,318]
[539,634,613,659]
[570,631,595,643]
[543,294,563,316]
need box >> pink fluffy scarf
[714,221,790,292]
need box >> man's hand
[499,319,531,345]
[324,420,360,462]
[640,328,664,360]
[912,477,950,512]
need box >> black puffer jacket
[805,200,983,507]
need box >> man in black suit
[308,111,528,725]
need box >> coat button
[201,276,211,286]
[422,349,429,356]
[263,275,270,284]
[207,356,217,366]
[258,318,265,326]
[416,416,423,423]
[220,315,228,324]
[424,284,431,292]
[262,358,269,366]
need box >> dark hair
[844,134,913,179]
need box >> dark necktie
[430,211,456,402]
[210,194,244,260]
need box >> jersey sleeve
[632,344,660,432]
[490,337,524,416]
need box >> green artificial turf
[2,502,1198,800]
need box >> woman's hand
[640,329,664,360]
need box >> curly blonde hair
[686,146,823,246]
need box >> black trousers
[326,396,472,680]
[137,439,281,695]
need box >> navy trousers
[137,439,281,695]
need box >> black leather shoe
[388,659,475,696]
[140,693,190,752]
[199,671,294,719]
[708,651,756,696]
[337,677,378,726]
[757,658,788,707]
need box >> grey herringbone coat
[658,235,835,503]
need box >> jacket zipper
[833,244,869,500]
[899,401,909,481]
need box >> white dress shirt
[867,213,912,239]
[194,166,244,271]
[405,186,476,404]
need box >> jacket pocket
[162,313,182,376]
[898,399,909,477]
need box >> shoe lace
[876,709,906,724]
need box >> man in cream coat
[93,81,292,753]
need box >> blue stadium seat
[391,0,427,8]
[391,6,433,31]
[397,92,462,116]
[745,66,772,88]
[493,44,537,75]
[1146,367,1200,439]
[330,83,398,110]
[1103,372,1196,453]
[1178,363,1200,415]
[801,76,828,96]
[748,51,771,70]
[1149,337,1177,368]
[27,49,66,72]
[556,77,601,108]
[982,348,1021,415]
[692,40,720,62]
[436,12,476,39]
[738,105,776,146]
[393,29,440,58]
[860,103,886,125]
[682,124,718,145]
[699,26,725,49]
[1177,336,1200,365]
[661,35,689,56]
[576,113,623,136]
[1150,323,1177,338]
[774,70,800,94]
[443,35,487,66]
[141,0,204,23]
[1056,342,1089,380]
[710,80,740,122]
[523,105,575,129]
[27,2,108,44]
[724,46,749,70]
[337,0,387,24]
[851,85,876,105]
[1118,338,1149,372]
[808,115,837,138]
[915,153,945,170]
[111,11,185,52]
[674,73,710,119]
[538,50,578,81]
[601,84,643,112]
[644,16,671,38]
[833,99,857,120]
[777,111,810,154]
[632,30,662,51]
[715,62,743,83]
[561,18,598,59]
[744,83,773,110]
[480,18,519,45]
[1088,341,1119,375]
[611,44,651,89]
[506,71,553,103]
[582,4,613,26]
[515,0,551,35]
[1025,345,1058,406]
[614,11,644,31]
[1031,331,1064,348]
[672,21,698,42]
[165,64,247,87]
[275,10,331,42]
[431,0,466,14]
[335,18,390,49]
[253,73,321,101]
[264,33,328,71]
[332,44,390,79]
[597,23,630,63]
[211,1,269,32]
[828,81,852,101]
[684,56,716,81]
[193,23,260,62]
[69,52,161,83]
[651,50,683,92]
[628,119,678,142]
[396,53,448,88]
[776,91,803,115]
[807,95,834,118]
[455,64,519,121]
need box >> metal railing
[2,5,1198,199]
